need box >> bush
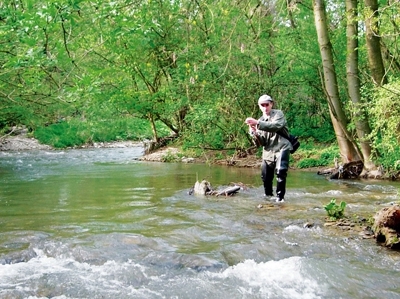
[34,121,88,148]
[368,80,400,171]
[324,199,346,220]
[297,158,324,168]
[34,117,170,148]
[296,144,339,168]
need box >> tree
[364,0,388,86]
[346,0,375,169]
[313,0,361,163]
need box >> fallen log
[317,167,336,176]
[208,186,241,197]
[329,160,364,179]
[189,180,241,196]
[372,205,400,249]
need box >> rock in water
[191,181,241,196]
[372,205,400,249]
[193,180,212,195]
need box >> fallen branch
[207,186,241,197]
[0,127,17,141]
[189,180,242,197]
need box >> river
[0,146,399,299]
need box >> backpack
[277,129,300,154]
[251,129,300,154]
[287,134,300,154]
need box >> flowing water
[0,146,399,299]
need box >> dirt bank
[139,146,262,168]
[0,135,52,151]
[0,134,142,152]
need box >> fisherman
[245,94,292,202]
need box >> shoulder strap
[276,127,291,140]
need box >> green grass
[34,117,170,148]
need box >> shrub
[34,121,88,148]
[368,80,400,171]
[34,117,170,148]
[296,144,339,168]
[324,199,346,220]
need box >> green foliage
[34,118,169,148]
[34,121,87,148]
[376,148,400,173]
[297,158,324,168]
[296,144,339,168]
[367,79,400,172]
[324,199,346,220]
[181,104,227,150]
[161,150,183,163]
[283,101,335,143]
[0,0,399,172]
[0,106,40,129]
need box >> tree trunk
[313,0,361,163]
[346,0,375,170]
[149,113,159,142]
[364,0,388,86]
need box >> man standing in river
[245,94,292,202]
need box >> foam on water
[209,257,325,299]
[0,249,158,298]
[0,248,326,299]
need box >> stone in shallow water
[372,205,400,249]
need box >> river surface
[0,146,399,299]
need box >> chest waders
[261,149,290,200]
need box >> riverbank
[0,135,53,151]
[0,134,143,151]
[139,146,262,168]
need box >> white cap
[258,94,274,104]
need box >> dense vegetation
[1,0,399,172]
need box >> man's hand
[245,117,258,133]
[245,117,258,126]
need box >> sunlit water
[0,147,399,299]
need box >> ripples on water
[0,147,399,299]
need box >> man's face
[259,101,273,115]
